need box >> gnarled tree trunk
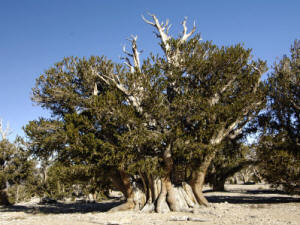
[108,145,209,212]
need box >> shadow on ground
[1,189,300,214]
[0,200,123,214]
[205,189,300,204]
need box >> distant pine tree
[257,40,300,193]
[0,136,35,205]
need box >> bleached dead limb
[130,35,141,71]
[180,17,196,43]
[0,119,11,140]
[142,13,196,65]
[93,83,98,96]
[122,35,142,73]
[142,13,171,54]
[91,65,145,112]
[122,45,134,73]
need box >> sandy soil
[1,184,299,225]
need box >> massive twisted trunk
[109,172,201,212]
[109,145,204,212]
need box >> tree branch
[180,17,196,43]
[209,78,235,106]
[142,13,171,54]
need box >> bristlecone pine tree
[257,40,300,193]
[25,14,266,212]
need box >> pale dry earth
[1,184,299,225]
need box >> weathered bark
[109,170,146,212]
[109,170,206,212]
[109,149,200,213]
[156,177,170,213]
[155,144,195,212]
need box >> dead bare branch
[0,119,12,140]
[180,17,196,43]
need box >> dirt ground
[1,184,299,225]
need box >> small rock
[169,216,188,221]
[188,217,209,222]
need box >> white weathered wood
[93,83,98,96]
[142,13,171,54]
[142,13,196,65]
[122,35,141,73]
[180,17,196,43]
[0,119,11,140]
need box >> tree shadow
[0,200,124,214]
[205,189,300,204]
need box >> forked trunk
[189,152,216,206]
[189,170,209,206]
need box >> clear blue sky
[0,0,299,140]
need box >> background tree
[206,139,255,191]
[25,14,267,212]
[0,119,35,205]
[205,118,260,191]
[257,40,300,193]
